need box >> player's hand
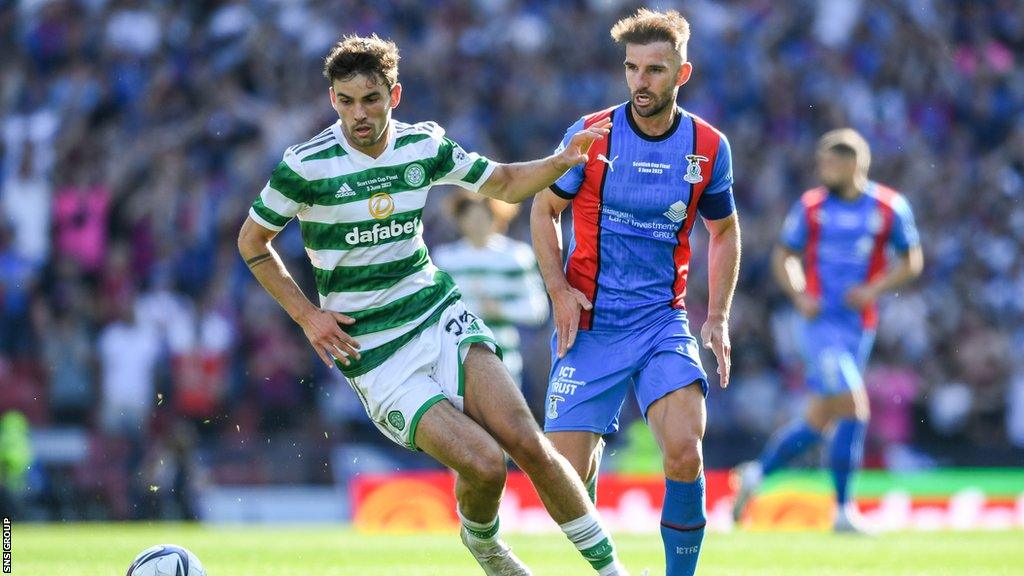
[793,292,821,318]
[556,119,612,169]
[296,308,361,368]
[700,316,731,388]
[844,284,878,311]
[550,285,592,358]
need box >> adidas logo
[663,200,687,223]
[335,183,356,198]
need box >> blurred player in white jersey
[434,191,548,388]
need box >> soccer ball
[126,544,206,576]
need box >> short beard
[633,90,675,118]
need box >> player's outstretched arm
[531,189,591,358]
[479,119,611,204]
[237,216,361,367]
[701,213,741,388]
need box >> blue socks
[759,418,865,507]
[829,419,867,505]
[759,420,822,475]
[661,475,706,576]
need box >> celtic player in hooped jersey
[237,35,628,576]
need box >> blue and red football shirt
[552,103,735,331]
[780,183,920,330]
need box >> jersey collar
[624,102,683,142]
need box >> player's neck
[831,183,864,201]
[466,233,491,249]
[629,103,677,138]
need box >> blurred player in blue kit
[732,128,923,533]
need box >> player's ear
[677,61,693,87]
[328,85,340,113]
[389,83,402,109]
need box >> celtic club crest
[403,162,426,187]
[387,410,406,431]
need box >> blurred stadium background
[1,0,1023,547]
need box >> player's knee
[852,391,871,422]
[662,438,703,482]
[463,445,508,492]
[805,399,832,430]
[570,454,592,482]
[854,401,871,423]
[505,431,554,471]
[546,437,590,481]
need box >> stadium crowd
[1,0,1022,519]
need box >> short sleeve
[889,194,920,252]
[249,149,309,232]
[431,137,496,193]
[550,117,587,200]
[780,199,808,250]
[696,133,736,220]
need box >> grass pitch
[13,523,1022,575]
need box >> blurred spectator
[246,312,309,431]
[172,291,235,422]
[1,142,51,264]
[52,157,111,274]
[42,306,94,424]
[138,421,204,521]
[97,298,159,436]
[0,410,32,519]
[1009,368,1024,448]
[0,221,35,358]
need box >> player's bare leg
[462,345,628,575]
[415,399,531,576]
[647,382,707,576]
[821,388,873,534]
[733,387,874,533]
[647,382,707,480]
[461,345,591,520]
[816,387,871,422]
[546,431,603,503]
[733,393,833,523]
[416,400,506,521]
[805,395,835,431]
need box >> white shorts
[346,300,500,451]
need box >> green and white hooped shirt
[249,119,495,376]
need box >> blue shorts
[543,313,708,435]
[800,318,875,396]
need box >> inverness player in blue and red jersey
[732,128,923,533]
[530,9,740,575]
